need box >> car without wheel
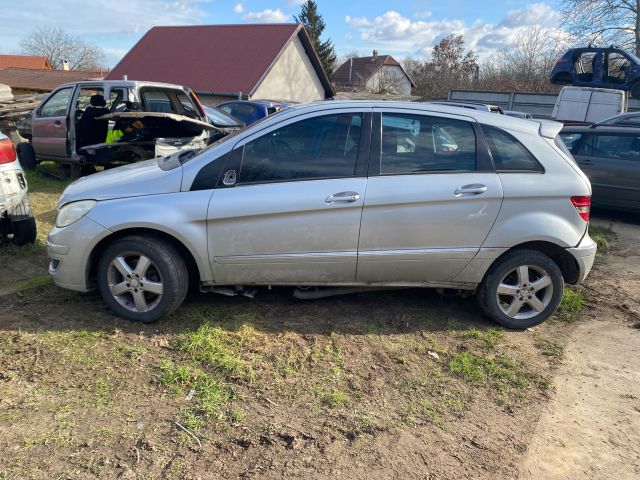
[47,101,597,329]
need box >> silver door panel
[208,178,367,284]
[357,172,503,282]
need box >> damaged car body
[19,80,236,173]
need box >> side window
[75,87,104,112]
[142,91,173,113]
[380,113,476,174]
[108,88,127,111]
[239,113,363,184]
[574,51,597,81]
[39,88,73,117]
[482,125,543,172]
[575,134,593,155]
[603,52,630,84]
[559,132,583,152]
[593,135,640,161]
[222,104,258,123]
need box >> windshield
[204,106,242,127]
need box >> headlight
[56,200,97,228]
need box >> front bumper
[567,233,598,284]
[47,215,111,292]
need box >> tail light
[554,58,568,67]
[571,195,591,222]
[0,137,17,164]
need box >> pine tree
[294,1,337,75]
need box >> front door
[357,109,503,284]
[207,110,371,284]
[31,86,75,159]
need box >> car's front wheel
[478,250,564,329]
[97,236,188,322]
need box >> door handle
[325,191,360,204]
[54,120,62,126]
[454,184,487,197]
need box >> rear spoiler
[534,120,563,139]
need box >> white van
[552,86,627,124]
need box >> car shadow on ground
[0,284,496,337]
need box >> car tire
[478,250,564,329]
[97,236,189,322]
[11,216,37,245]
[631,82,640,99]
[16,142,37,170]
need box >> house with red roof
[107,24,335,105]
[0,54,52,71]
[332,51,415,96]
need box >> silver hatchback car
[47,101,596,328]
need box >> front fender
[87,190,214,282]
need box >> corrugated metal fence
[448,89,640,117]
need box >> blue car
[550,47,640,98]
[217,100,287,125]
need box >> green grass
[449,351,548,396]
[556,288,584,322]
[589,224,612,255]
[173,323,255,380]
[459,328,504,349]
[157,360,235,428]
[401,395,465,428]
[319,390,349,408]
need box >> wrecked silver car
[16,80,238,174]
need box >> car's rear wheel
[97,236,188,322]
[478,250,564,329]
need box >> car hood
[57,158,183,208]
[98,111,215,130]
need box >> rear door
[31,86,75,159]
[574,132,640,209]
[356,109,503,284]
[207,109,371,284]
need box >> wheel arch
[486,240,580,285]
[86,227,203,290]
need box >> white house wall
[251,36,326,103]
[365,65,412,96]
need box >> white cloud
[500,2,560,28]
[234,2,244,13]
[243,8,289,23]
[345,3,564,60]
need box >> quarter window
[482,125,543,172]
[380,113,476,174]
[39,87,73,117]
[239,113,363,184]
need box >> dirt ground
[0,172,639,479]
[519,214,640,480]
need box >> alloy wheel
[495,265,554,320]
[106,252,163,313]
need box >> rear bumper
[566,233,598,284]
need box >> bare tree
[20,26,105,71]
[478,26,570,92]
[403,35,478,100]
[560,0,640,55]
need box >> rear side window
[482,125,543,172]
[142,91,173,113]
[380,113,477,174]
[555,135,576,161]
[239,113,363,184]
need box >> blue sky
[0,1,564,67]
